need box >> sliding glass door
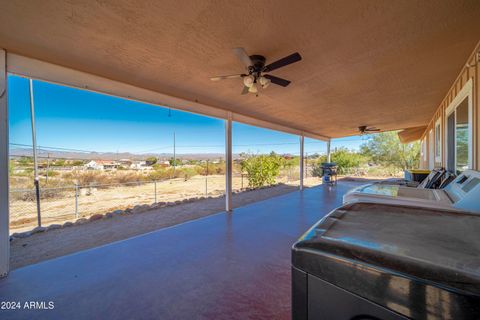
[446,97,471,174]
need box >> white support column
[225,112,233,212]
[299,135,304,191]
[0,49,9,277]
[326,139,331,163]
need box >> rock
[113,210,124,215]
[63,221,74,227]
[89,214,103,221]
[105,212,115,218]
[47,224,62,231]
[75,218,88,225]
[132,205,149,214]
[11,232,32,239]
[174,200,182,205]
[31,226,47,234]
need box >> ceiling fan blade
[264,52,302,72]
[241,86,249,95]
[264,74,291,87]
[233,47,253,68]
[211,74,246,81]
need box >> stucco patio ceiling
[0,0,479,138]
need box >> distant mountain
[9,147,239,161]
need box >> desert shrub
[11,187,64,202]
[178,167,198,181]
[197,161,225,175]
[148,168,174,180]
[312,148,366,176]
[114,172,145,184]
[241,154,282,188]
[71,160,85,167]
[74,171,112,186]
[45,170,59,177]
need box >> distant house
[85,160,119,170]
[130,161,153,171]
[160,160,170,167]
[118,159,132,168]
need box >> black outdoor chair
[417,168,446,189]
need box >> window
[455,99,469,173]
[428,129,434,170]
[445,80,472,175]
[421,138,426,162]
[434,119,441,162]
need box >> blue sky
[8,75,367,156]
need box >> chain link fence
[9,164,320,234]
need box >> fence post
[75,184,79,218]
[154,181,157,203]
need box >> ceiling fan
[358,126,381,135]
[210,48,302,95]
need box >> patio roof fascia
[6,52,330,142]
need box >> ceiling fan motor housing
[249,55,266,74]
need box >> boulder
[63,221,74,227]
[31,226,47,234]
[89,214,103,221]
[75,218,88,225]
[113,210,124,215]
[11,231,32,239]
[47,224,62,231]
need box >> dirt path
[10,183,307,270]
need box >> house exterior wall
[419,42,480,172]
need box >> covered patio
[0,181,355,320]
[1,1,480,319]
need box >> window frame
[444,79,473,172]
[434,118,441,163]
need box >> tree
[169,158,181,166]
[311,148,365,176]
[145,156,158,166]
[360,131,420,170]
[241,153,282,188]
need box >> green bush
[241,154,282,188]
[312,148,366,176]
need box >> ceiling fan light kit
[211,47,302,95]
[248,83,258,93]
[243,75,255,87]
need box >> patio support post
[299,135,304,191]
[225,112,233,211]
[0,49,9,277]
[327,140,331,163]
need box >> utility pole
[29,79,41,227]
